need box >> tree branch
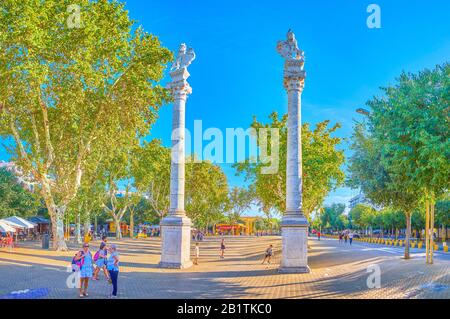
[37,89,55,170]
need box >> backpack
[93,250,100,262]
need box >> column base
[278,266,311,274]
[279,214,309,273]
[159,215,192,270]
[158,260,193,269]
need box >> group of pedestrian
[338,231,354,245]
[215,239,273,266]
[193,230,204,241]
[71,235,120,298]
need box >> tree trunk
[84,213,90,240]
[130,210,134,239]
[94,215,98,237]
[76,213,82,244]
[445,226,448,242]
[50,206,68,251]
[114,218,122,239]
[404,212,411,259]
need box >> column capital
[283,59,306,92]
[168,68,192,99]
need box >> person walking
[74,243,93,298]
[344,232,348,244]
[107,244,120,298]
[93,241,110,281]
[194,242,200,265]
[349,232,354,245]
[261,245,273,265]
[317,231,321,241]
[338,232,343,244]
[220,239,225,259]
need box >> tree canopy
[0,0,172,249]
[235,112,345,219]
[348,63,449,258]
[0,168,41,218]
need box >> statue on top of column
[170,43,196,72]
[276,29,304,62]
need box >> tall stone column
[276,30,310,273]
[159,43,196,269]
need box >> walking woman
[93,241,110,281]
[107,244,120,298]
[74,243,93,298]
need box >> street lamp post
[356,108,370,116]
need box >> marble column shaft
[169,77,190,216]
[285,78,304,216]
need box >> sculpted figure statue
[171,43,196,72]
[276,29,304,61]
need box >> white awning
[0,219,25,229]
[0,220,17,233]
[4,216,37,229]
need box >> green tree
[411,209,425,239]
[132,140,171,223]
[101,151,141,240]
[348,121,420,258]
[226,186,254,225]
[0,168,41,218]
[379,208,405,239]
[336,214,350,231]
[320,203,346,231]
[435,199,450,241]
[352,64,449,258]
[186,159,229,231]
[349,204,375,233]
[0,0,172,250]
[235,112,345,218]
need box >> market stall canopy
[0,219,25,229]
[0,220,17,233]
[28,216,50,224]
[4,216,36,229]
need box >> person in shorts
[261,245,273,264]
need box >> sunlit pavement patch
[0,288,50,299]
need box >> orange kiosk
[107,220,129,237]
[215,223,246,235]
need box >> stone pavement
[0,236,449,299]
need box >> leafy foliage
[0,168,41,218]
[235,112,345,218]
[0,0,172,249]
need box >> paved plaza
[0,236,449,299]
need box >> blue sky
[1,0,449,216]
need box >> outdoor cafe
[0,216,48,249]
